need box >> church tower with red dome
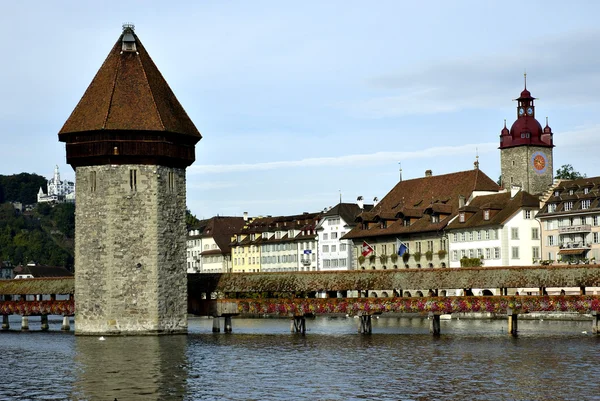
[500,77,554,195]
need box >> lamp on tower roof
[122,23,137,52]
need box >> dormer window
[554,191,560,197]
[483,210,490,221]
[403,218,410,227]
[431,215,439,223]
[564,201,573,211]
[459,212,465,223]
[381,221,387,229]
[569,189,574,196]
[582,199,591,210]
[548,203,557,212]
[584,188,590,194]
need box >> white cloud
[189,142,498,175]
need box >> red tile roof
[344,169,500,239]
[59,29,201,139]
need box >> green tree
[186,208,200,229]
[555,164,586,180]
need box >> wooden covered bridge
[1,264,600,335]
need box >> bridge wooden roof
[0,277,74,295]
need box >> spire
[524,70,527,89]
[474,148,479,170]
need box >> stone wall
[501,146,553,195]
[75,165,187,335]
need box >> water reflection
[73,335,187,400]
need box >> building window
[468,232,474,241]
[440,238,447,251]
[569,189,574,195]
[340,243,347,251]
[427,241,433,252]
[431,214,439,223]
[584,188,590,194]
[593,232,599,244]
[485,230,490,240]
[129,169,137,191]
[323,245,329,253]
[511,228,519,240]
[594,216,598,226]
[459,213,465,223]
[477,231,482,241]
[582,200,591,210]
[524,210,532,219]
[564,202,573,211]
[511,247,519,259]
[451,250,458,261]
[331,245,337,252]
[416,242,422,253]
[483,210,490,220]
[331,232,338,239]
[548,204,557,212]
[485,248,491,259]
[531,228,539,240]
[547,235,555,246]
[494,247,501,259]
[532,246,540,260]
[323,233,328,240]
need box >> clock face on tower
[518,107,525,116]
[527,107,533,115]
[531,151,548,175]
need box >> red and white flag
[361,241,374,257]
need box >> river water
[0,315,598,401]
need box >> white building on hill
[37,165,75,204]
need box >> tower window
[90,171,96,193]
[130,169,137,191]
[168,171,175,192]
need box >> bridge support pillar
[429,313,441,335]
[212,317,221,333]
[40,315,49,331]
[224,316,233,333]
[291,316,306,334]
[358,315,372,334]
[592,312,599,335]
[1,315,8,331]
[61,316,70,331]
[507,309,518,336]
[21,316,29,331]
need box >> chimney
[373,197,379,206]
[243,211,248,221]
[357,196,364,209]
[425,169,433,177]
[458,195,465,208]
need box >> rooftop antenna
[398,162,403,182]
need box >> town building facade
[446,187,541,267]
[187,216,246,273]
[343,168,500,270]
[316,201,373,271]
[537,177,600,264]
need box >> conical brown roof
[59,28,200,138]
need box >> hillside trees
[0,173,47,204]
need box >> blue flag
[398,242,407,256]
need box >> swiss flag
[361,241,374,257]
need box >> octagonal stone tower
[59,25,201,335]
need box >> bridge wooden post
[592,312,599,335]
[61,316,70,331]
[224,315,233,333]
[580,286,586,295]
[1,315,8,331]
[291,316,306,334]
[358,315,372,334]
[507,308,518,336]
[429,313,441,335]
[21,316,29,331]
[212,317,221,333]
[40,315,49,331]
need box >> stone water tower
[59,24,201,335]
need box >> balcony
[558,225,591,234]
[559,242,591,250]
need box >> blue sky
[1,1,599,219]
